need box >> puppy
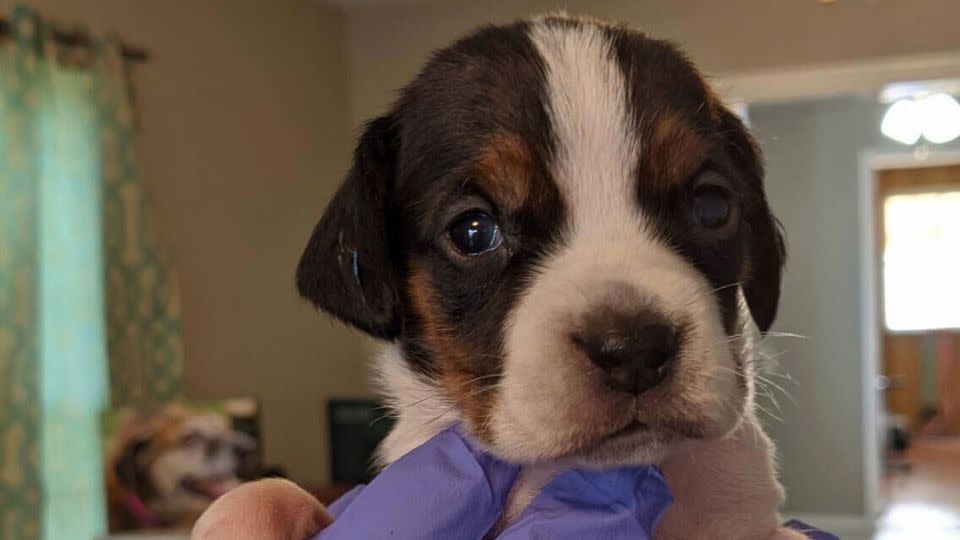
[107,404,254,531]
[195,13,804,540]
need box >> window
[883,190,960,331]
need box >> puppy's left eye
[692,184,732,229]
[448,211,503,256]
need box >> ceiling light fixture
[881,93,960,145]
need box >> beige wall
[0,0,369,485]
[344,0,960,127]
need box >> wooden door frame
[857,148,960,519]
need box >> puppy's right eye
[448,211,503,256]
[692,184,731,229]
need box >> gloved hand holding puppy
[192,425,834,540]
[193,425,670,539]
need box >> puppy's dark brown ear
[296,116,401,339]
[719,107,786,333]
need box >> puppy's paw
[191,478,333,540]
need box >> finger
[192,478,334,540]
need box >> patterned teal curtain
[96,31,184,408]
[0,10,44,538]
[0,6,184,540]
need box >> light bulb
[881,99,922,145]
[919,93,960,144]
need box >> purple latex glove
[317,425,671,539]
[316,426,518,539]
[497,466,672,539]
[785,520,840,540]
[317,426,835,539]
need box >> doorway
[874,162,960,538]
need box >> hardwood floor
[875,437,960,539]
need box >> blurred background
[0,1,959,539]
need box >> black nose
[573,320,677,395]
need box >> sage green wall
[751,97,877,516]
[751,96,960,516]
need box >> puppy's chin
[484,384,748,467]
[567,397,748,467]
[566,428,679,467]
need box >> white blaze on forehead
[486,21,741,463]
[529,21,640,233]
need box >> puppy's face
[298,16,784,465]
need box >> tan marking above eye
[646,112,710,188]
[474,131,535,213]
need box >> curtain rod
[0,17,150,63]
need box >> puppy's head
[298,15,784,465]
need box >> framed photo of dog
[101,398,262,532]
